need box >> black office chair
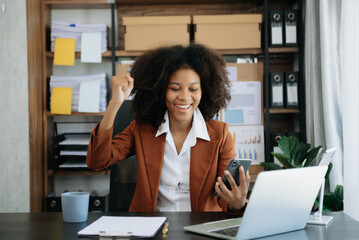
[108,100,137,211]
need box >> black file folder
[285,71,299,108]
[270,72,284,108]
[284,9,298,46]
[287,131,300,139]
[269,10,284,47]
[270,132,285,161]
[271,132,285,148]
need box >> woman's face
[165,68,202,127]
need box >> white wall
[0,0,30,212]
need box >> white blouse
[155,108,210,211]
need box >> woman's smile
[165,68,202,126]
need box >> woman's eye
[190,88,198,92]
[170,88,180,91]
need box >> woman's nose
[179,90,190,100]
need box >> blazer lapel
[139,125,165,208]
[190,124,218,211]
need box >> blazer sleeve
[86,121,136,170]
[215,122,246,216]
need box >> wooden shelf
[268,47,298,53]
[115,0,298,4]
[48,169,110,176]
[266,108,300,114]
[46,51,113,58]
[29,0,304,212]
[45,48,297,58]
[47,111,105,116]
[216,48,263,55]
[46,48,297,58]
[115,0,246,5]
[115,48,263,57]
[42,0,113,9]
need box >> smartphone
[221,159,251,190]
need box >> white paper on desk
[81,32,102,63]
[78,80,101,113]
[78,216,167,237]
[222,81,261,125]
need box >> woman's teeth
[175,104,190,109]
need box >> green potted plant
[260,135,343,211]
[260,135,323,170]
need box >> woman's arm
[86,73,134,170]
[97,73,134,134]
[214,122,250,212]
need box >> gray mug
[61,192,90,223]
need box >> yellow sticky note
[51,87,72,115]
[54,38,76,66]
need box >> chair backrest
[109,100,137,211]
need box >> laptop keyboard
[210,226,239,237]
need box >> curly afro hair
[130,44,231,129]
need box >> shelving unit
[263,0,305,161]
[46,111,105,116]
[40,0,115,212]
[30,0,305,211]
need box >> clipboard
[78,216,167,238]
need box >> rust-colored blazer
[87,119,236,213]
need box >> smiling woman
[165,68,202,154]
[130,44,231,129]
[86,44,250,214]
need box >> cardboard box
[226,62,263,81]
[123,16,191,51]
[193,14,262,49]
[116,64,132,76]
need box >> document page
[222,81,261,125]
[78,216,167,238]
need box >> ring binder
[269,10,284,47]
[285,71,299,108]
[270,72,284,108]
[284,9,298,46]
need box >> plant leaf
[287,136,299,159]
[303,146,323,167]
[260,162,283,170]
[292,142,311,165]
[271,152,295,168]
[334,185,344,211]
[322,185,344,211]
[323,194,335,211]
[278,136,298,162]
[325,162,333,181]
[300,159,307,167]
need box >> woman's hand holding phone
[215,159,251,211]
